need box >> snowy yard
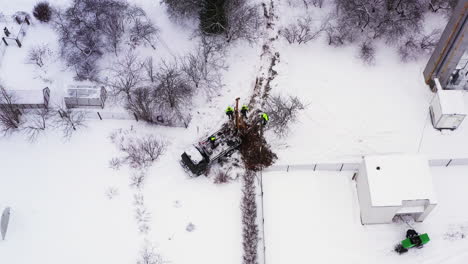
[1,0,468,264]
[262,168,468,264]
[0,120,242,264]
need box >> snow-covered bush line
[109,129,167,170]
[241,171,259,264]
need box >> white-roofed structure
[356,154,437,225]
[64,85,107,109]
[430,88,466,130]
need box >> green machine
[394,229,430,254]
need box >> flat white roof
[364,154,437,207]
[437,89,466,115]
[9,89,45,104]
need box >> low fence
[265,158,468,173]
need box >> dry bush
[0,86,21,135]
[181,36,226,95]
[137,242,163,264]
[110,129,167,170]
[359,40,376,65]
[27,45,53,68]
[22,108,52,142]
[265,94,305,137]
[214,169,231,184]
[53,106,87,139]
[281,15,324,44]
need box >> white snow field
[0,121,242,264]
[262,168,468,264]
[1,0,468,264]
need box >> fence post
[2,38,7,46]
[446,159,453,167]
[339,163,344,172]
[286,165,289,172]
[313,164,317,171]
[97,112,102,120]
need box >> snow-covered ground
[0,121,242,264]
[263,168,468,264]
[1,0,468,264]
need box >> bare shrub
[241,171,258,264]
[265,94,305,137]
[27,45,53,68]
[130,171,146,189]
[181,36,226,94]
[137,242,163,264]
[109,157,122,170]
[126,87,157,123]
[0,86,21,135]
[155,60,193,114]
[398,30,441,62]
[128,14,159,49]
[22,108,51,142]
[428,0,458,14]
[53,106,87,139]
[359,40,376,65]
[214,168,231,184]
[109,52,145,99]
[224,0,262,43]
[110,129,167,170]
[281,15,324,44]
[134,193,151,234]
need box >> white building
[356,154,437,225]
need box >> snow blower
[394,229,430,254]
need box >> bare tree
[0,87,21,135]
[265,94,305,137]
[137,242,163,264]
[181,36,226,94]
[129,17,159,50]
[224,0,262,43]
[54,106,87,139]
[27,45,53,68]
[126,87,157,123]
[281,15,324,44]
[22,108,51,141]
[109,52,145,99]
[154,60,193,111]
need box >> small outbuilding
[356,154,437,225]
[64,85,107,109]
